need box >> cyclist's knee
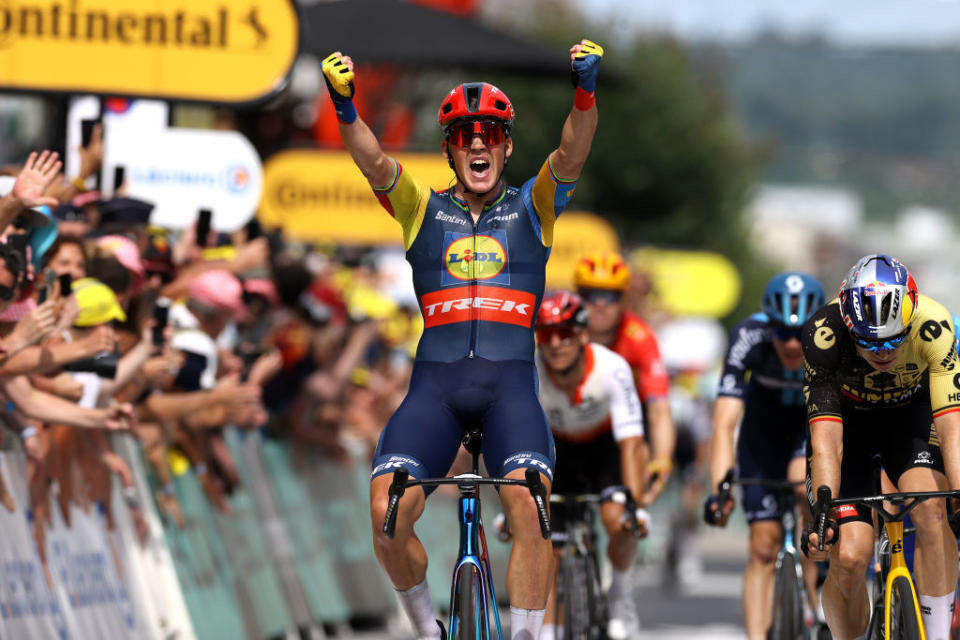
[909,497,947,536]
[369,479,424,544]
[830,544,870,588]
[747,524,779,565]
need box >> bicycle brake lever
[382,468,409,539]
[815,485,832,552]
[525,468,552,539]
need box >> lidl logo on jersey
[442,230,510,286]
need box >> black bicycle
[714,472,829,640]
[383,429,551,640]
[548,487,640,640]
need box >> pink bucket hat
[187,269,244,315]
[97,234,146,293]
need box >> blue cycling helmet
[762,272,826,328]
[839,254,918,341]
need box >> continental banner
[0,0,299,103]
[260,150,454,245]
[630,247,741,318]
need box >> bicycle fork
[883,520,926,640]
[450,494,503,639]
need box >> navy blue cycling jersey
[719,314,807,522]
[373,158,576,362]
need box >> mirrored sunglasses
[446,120,507,148]
[772,326,802,341]
[851,329,910,353]
[577,288,622,305]
[535,324,580,345]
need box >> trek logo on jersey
[442,230,510,286]
[420,286,535,328]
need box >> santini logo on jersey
[420,286,535,328]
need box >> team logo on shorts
[442,230,510,286]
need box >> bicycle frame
[449,483,503,639]
[881,518,925,640]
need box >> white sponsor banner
[104,128,263,232]
[0,447,194,640]
[66,97,169,190]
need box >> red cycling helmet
[536,291,588,329]
[438,82,515,133]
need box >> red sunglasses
[536,324,580,345]
[446,120,508,148]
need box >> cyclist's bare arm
[548,98,597,182]
[708,395,743,488]
[325,52,397,189]
[808,419,842,505]
[646,394,674,458]
[337,112,398,189]
[935,411,960,489]
[619,434,648,509]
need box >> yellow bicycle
[813,485,960,640]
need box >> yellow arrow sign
[0,0,299,103]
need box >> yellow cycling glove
[322,52,358,124]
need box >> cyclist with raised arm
[533,291,649,640]
[321,40,603,640]
[703,272,826,639]
[802,254,960,640]
[573,253,675,504]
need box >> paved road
[352,522,750,639]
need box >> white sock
[607,566,632,599]
[511,606,546,640]
[396,580,440,639]
[919,591,955,640]
[539,623,557,640]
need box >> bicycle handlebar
[382,467,552,540]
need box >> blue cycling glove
[571,40,604,95]
[322,52,358,124]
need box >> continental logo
[0,3,266,50]
[420,286,535,329]
[441,230,510,286]
[0,0,298,103]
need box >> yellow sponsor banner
[630,247,741,318]
[260,149,454,245]
[544,212,620,290]
[0,0,298,103]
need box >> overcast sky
[581,0,960,47]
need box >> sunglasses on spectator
[446,120,508,148]
[771,325,802,341]
[851,329,910,353]
[536,324,580,345]
[578,288,622,305]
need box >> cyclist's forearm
[934,412,960,489]
[708,396,743,488]
[338,118,396,188]
[809,420,842,497]
[644,397,675,463]
[619,435,648,502]
[549,105,597,182]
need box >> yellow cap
[72,277,127,327]
[573,252,630,291]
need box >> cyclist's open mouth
[469,159,491,179]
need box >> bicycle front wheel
[563,554,591,640]
[452,563,484,640]
[769,552,802,640]
[890,576,922,640]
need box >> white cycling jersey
[536,342,644,443]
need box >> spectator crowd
[0,133,422,585]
